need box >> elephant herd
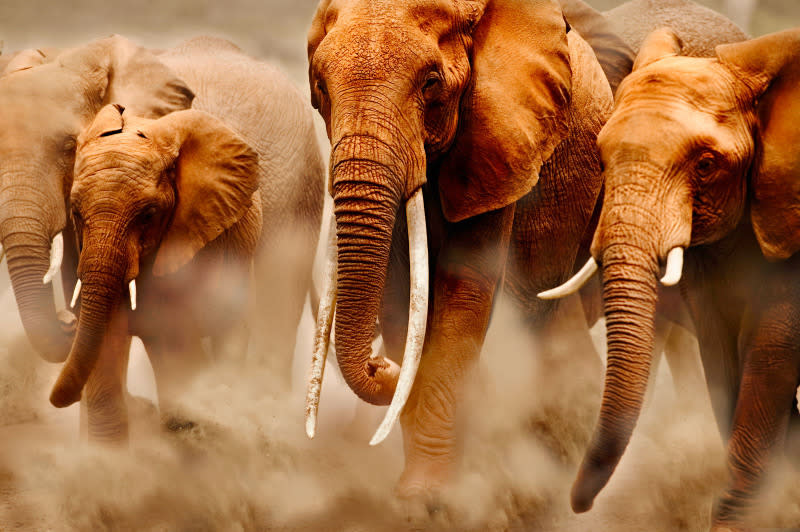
[0,0,798,530]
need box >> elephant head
[0,36,192,363]
[541,27,800,512]
[305,0,572,434]
[49,105,260,408]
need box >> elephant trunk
[1,215,74,363]
[571,166,675,511]
[571,247,659,512]
[331,134,405,406]
[50,229,128,407]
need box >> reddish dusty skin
[306,0,754,514]
[308,0,613,505]
[571,28,800,531]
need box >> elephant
[47,36,324,442]
[543,27,800,531]
[0,35,195,367]
[301,0,750,509]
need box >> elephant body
[551,28,800,531]
[303,0,749,512]
[46,36,324,441]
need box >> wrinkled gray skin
[51,36,324,441]
[0,35,197,365]
[157,37,325,389]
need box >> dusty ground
[1,1,800,531]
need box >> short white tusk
[538,257,598,300]
[70,279,81,308]
[660,247,684,286]
[0,243,5,263]
[42,232,63,284]
[129,279,137,311]
[305,216,338,439]
[370,189,429,446]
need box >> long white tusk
[537,257,598,300]
[305,216,338,439]
[70,279,81,308]
[42,232,63,284]
[370,189,429,446]
[129,279,137,311]
[660,247,684,286]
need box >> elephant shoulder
[605,0,749,57]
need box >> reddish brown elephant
[544,28,800,531]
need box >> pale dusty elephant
[545,27,800,531]
[0,36,195,365]
[48,37,324,442]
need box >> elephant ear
[1,48,48,75]
[438,0,572,223]
[148,110,260,276]
[558,0,634,94]
[58,35,194,119]
[716,29,800,260]
[632,28,683,71]
[307,0,333,109]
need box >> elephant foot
[394,489,451,531]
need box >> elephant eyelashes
[421,72,441,96]
[695,152,717,177]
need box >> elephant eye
[139,205,158,224]
[316,80,328,97]
[422,71,441,95]
[695,152,717,178]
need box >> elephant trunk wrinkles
[332,134,405,406]
[50,230,128,408]
[1,214,72,363]
[572,225,660,512]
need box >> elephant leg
[209,319,250,364]
[712,302,800,530]
[682,281,741,439]
[397,204,514,499]
[82,306,131,444]
[528,292,603,464]
[143,335,205,428]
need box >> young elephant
[544,28,800,531]
[50,37,324,442]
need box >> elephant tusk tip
[305,417,317,439]
[537,289,560,300]
[369,425,391,446]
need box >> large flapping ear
[145,110,259,276]
[632,28,683,71]
[558,0,634,94]
[717,29,800,260]
[58,35,194,119]
[438,0,572,223]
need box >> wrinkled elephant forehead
[74,130,170,185]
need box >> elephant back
[606,0,749,57]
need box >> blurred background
[3,0,800,94]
